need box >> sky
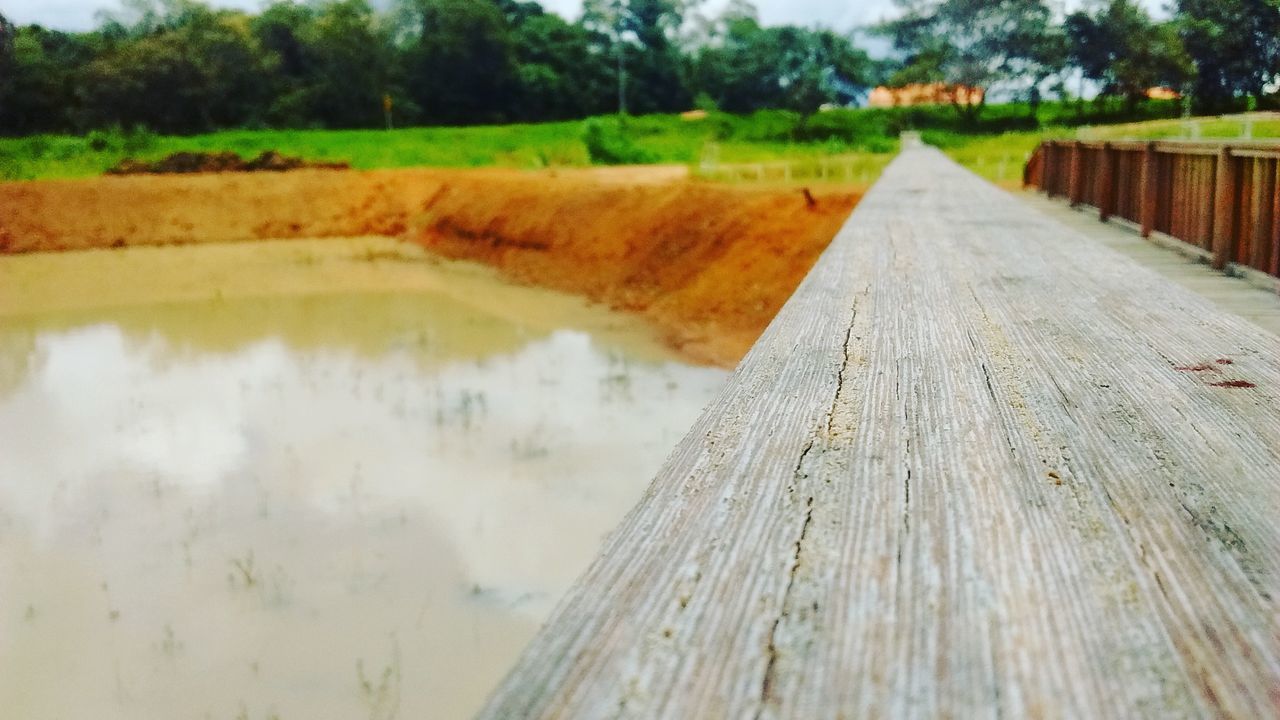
[6,0,901,33]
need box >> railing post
[1055,143,1063,193]
[1198,157,1214,249]
[1023,145,1039,189]
[1272,162,1280,277]
[1251,158,1274,274]
[1212,146,1235,270]
[1069,141,1084,207]
[1098,143,1115,222]
[1140,143,1158,237]
[1044,142,1056,196]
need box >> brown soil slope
[0,168,438,250]
[408,175,856,363]
[0,167,857,365]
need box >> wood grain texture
[478,148,1280,719]
[1140,143,1157,238]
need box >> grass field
[0,112,900,181]
[0,122,593,180]
[1079,114,1280,141]
[2,100,1242,186]
[934,111,1280,185]
[925,130,1059,185]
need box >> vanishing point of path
[478,146,1280,718]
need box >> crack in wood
[758,306,858,713]
[826,320,856,437]
[757,494,815,712]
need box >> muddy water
[0,238,728,720]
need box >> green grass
[926,110,1280,186]
[0,112,903,182]
[926,129,1069,184]
[0,101,1230,185]
[1082,115,1280,141]
[0,122,596,180]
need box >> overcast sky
[4,0,914,33]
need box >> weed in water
[230,550,259,588]
[356,635,402,720]
[158,623,183,657]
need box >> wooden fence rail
[1024,139,1280,278]
[479,147,1280,719]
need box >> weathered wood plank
[478,148,1280,718]
[1256,158,1278,274]
[1141,142,1158,237]
[1098,142,1116,221]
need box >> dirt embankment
[0,167,858,366]
[408,174,857,363]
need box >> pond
[0,238,728,720]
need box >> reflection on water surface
[0,238,727,719]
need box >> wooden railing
[478,146,1280,719]
[1024,139,1280,279]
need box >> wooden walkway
[480,147,1280,718]
[1016,191,1280,337]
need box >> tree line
[0,0,1278,136]
[0,0,876,134]
[878,0,1280,121]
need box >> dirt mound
[0,166,858,366]
[106,150,350,175]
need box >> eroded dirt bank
[409,174,857,364]
[0,166,858,366]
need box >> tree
[623,0,691,113]
[2,26,101,133]
[399,0,518,124]
[877,0,1066,122]
[509,11,613,120]
[7,0,1049,134]
[0,11,16,124]
[691,10,875,113]
[252,1,317,125]
[1175,0,1280,110]
[96,0,214,36]
[581,0,628,113]
[303,0,398,128]
[76,2,275,132]
[1065,0,1192,112]
[582,0,691,114]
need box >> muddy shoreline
[0,166,859,366]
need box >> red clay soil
[0,166,858,366]
[0,168,440,250]
[408,173,858,364]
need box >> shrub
[581,119,656,165]
[87,130,111,152]
[796,109,891,144]
[731,110,802,142]
[122,125,155,154]
[84,125,155,154]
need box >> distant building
[1145,87,1181,101]
[867,83,985,109]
